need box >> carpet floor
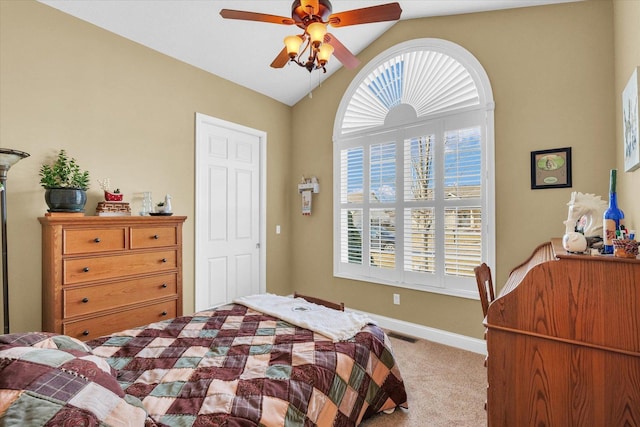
[360,333,487,427]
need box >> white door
[195,113,265,311]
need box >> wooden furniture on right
[474,262,495,319]
[485,239,640,426]
[293,292,345,311]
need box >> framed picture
[622,67,639,172]
[530,147,572,189]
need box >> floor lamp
[0,148,30,334]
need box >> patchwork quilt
[0,332,147,427]
[87,304,408,426]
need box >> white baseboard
[352,309,487,355]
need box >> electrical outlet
[276,225,281,234]
[393,294,400,305]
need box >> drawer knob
[94,237,101,243]
[153,234,160,239]
[82,330,89,336]
[83,267,90,273]
[161,258,167,263]
[82,297,89,303]
[161,283,168,288]
[161,311,168,316]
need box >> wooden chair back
[293,292,345,311]
[474,263,495,318]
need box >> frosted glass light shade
[284,35,303,57]
[317,43,334,64]
[307,22,327,45]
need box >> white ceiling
[39,0,578,106]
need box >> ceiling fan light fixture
[220,1,401,73]
[306,22,327,46]
[284,35,303,57]
[317,43,334,65]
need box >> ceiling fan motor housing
[291,0,333,28]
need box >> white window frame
[333,39,495,299]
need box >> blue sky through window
[367,61,404,110]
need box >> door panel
[195,114,263,311]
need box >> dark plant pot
[44,188,87,212]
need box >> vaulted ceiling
[39,0,579,106]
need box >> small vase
[140,192,152,216]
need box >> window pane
[404,208,436,273]
[405,135,435,201]
[444,207,482,277]
[341,209,363,264]
[370,142,396,203]
[370,208,395,269]
[444,127,481,199]
[341,147,364,204]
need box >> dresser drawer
[64,250,177,285]
[63,299,177,341]
[63,227,127,254]
[64,273,178,318]
[131,226,177,249]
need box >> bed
[0,294,408,426]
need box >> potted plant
[39,149,90,212]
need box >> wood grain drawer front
[63,300,177,341]
[64,273,178,318]
[64,228,127,254]
[131,226,178,249]
[64,250,177,285]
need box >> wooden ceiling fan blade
[270,47,291,69]
[324,33,360,69]
[328,3,402,27]
[220,9,295,25]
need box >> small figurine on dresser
[151,194,173,216]
[96,178,131,216]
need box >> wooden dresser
[485,239,640,426]
[39,215,187,341]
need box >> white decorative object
[140,192,152,216]
[562,232,588,253]
[164,194,172,213]
[563,191,608,238]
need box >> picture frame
[622,67,639,172]
[530,147,572,190]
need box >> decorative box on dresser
[485,239,640,426]
[40,216,187,341]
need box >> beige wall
[289,0,619,338]
[614,0,640,227]
[1,0,635,340]
[0,1,293,332]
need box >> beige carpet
[360,333,487,427]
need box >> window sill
[333,272,480,300]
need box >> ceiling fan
[220,0,402,73]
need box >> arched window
[333,39,495,299]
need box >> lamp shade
[0,149,30,171]
[317,43,334,64]
[307,22,327,45]
[284,35,303,58]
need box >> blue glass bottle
[602,169,624,254]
